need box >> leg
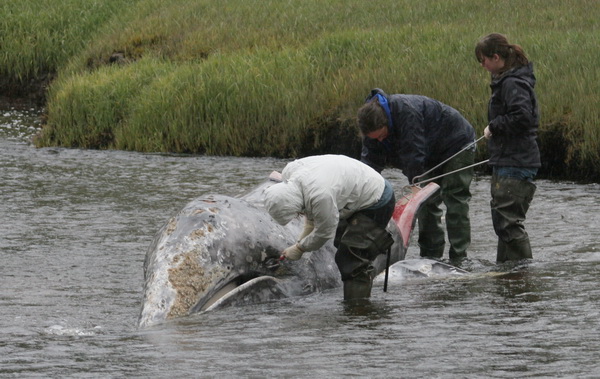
[490,174,536,263]
[417,191,445,258]
[441,150,474,260]
[335,245,374,300]
[496,238,508,263]
[334,196,395,300]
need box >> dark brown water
[1,102,599,378]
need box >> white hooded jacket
[264,155,385,252]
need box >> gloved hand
[281,243,304,261]
[297,218,314,241]
[484,125,492,139]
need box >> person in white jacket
[264,155,395,300]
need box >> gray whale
[138,175,411,328]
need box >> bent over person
[357,88,476,262]
[264,154,395,300]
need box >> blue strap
[375,94,393,131]
[372,93,394,151]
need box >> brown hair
[475,33,529,74]
[357,97,388,135]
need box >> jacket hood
[365,88,388,102]
[263,181,303,225]
[493,62,536,88]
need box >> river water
[1,101,599,378]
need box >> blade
[392,182,440,248]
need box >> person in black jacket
[357,88,476,262]
[475,33,541,263]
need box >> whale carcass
[138,173,440,328]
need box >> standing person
[264,155,395,300]
[357,88,476,262]
[475,33,540,263]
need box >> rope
[410,135,487,187]
[410,159,489,188]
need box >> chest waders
[334,213,394,300]
[491,174,536,262]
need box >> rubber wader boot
[497,236,533,263]
[343,273,373,300]
[448,241,468,261]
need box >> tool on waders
[383,246,392,292]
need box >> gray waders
[491,175,536,263]
[334,213,394,300]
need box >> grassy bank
[1,0,599,181]
[0,0,140,100]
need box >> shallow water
[1,102,599,378]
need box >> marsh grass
[2,0,599,180]
[0,0,138,83]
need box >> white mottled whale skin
[374,258,469,284]
[138,179,407,328]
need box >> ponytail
[475,33,529,73]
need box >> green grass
[0,0,139,82]
[1,0,599,180]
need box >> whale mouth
[199,274,287,312]
[197,257,285,312]
[198,273,258,312]
[199,281,240,311]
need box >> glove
[297,219,314,241]
[484,125,492,139]
[281,243,304,261]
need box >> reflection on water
[340,299,395,330]
[0,98,42,142]
[1,100,600,377]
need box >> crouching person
[264,155,395,300]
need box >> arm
[396,107,427,183]
[361,139,386,173]
[297,193,339,252]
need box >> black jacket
[361,89,475,183]
[487,62,541,168]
